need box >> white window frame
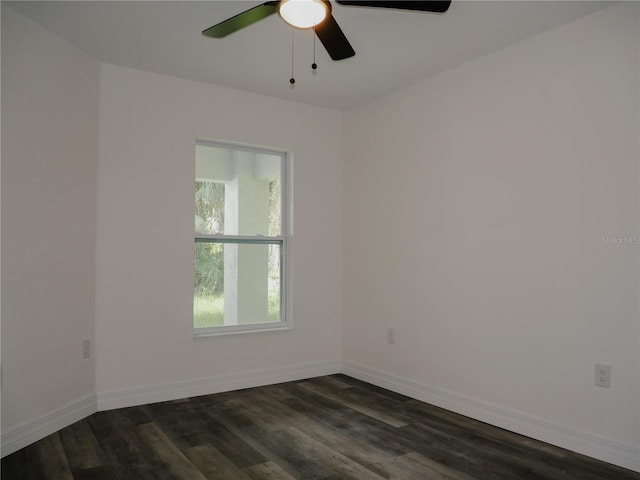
[194,140,291,337]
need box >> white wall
[343,2,639,468]
[1,6,99,434]
[95,64,343,402]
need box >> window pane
[194,241,281,327]
[195,144,281,236]
[195,181,225,234]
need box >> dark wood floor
[2,374,639,479]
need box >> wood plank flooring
[3,375,639,479]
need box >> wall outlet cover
[595,363,610,388]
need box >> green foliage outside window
[194,181,225,295]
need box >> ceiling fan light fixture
[278,0,329,29]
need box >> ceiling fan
[202,0,452,61]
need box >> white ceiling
[7,0,614,110]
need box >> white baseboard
[1,393,97,458]
[342,360,640,473]
[4,360,638,474]
[97,360,342,411]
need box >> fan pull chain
[312,27,318,71]
[289,29,295,85]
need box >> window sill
[193,323,292,339]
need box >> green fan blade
[203,2,278,38]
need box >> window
[194,140,290,335]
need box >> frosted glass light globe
[279,0,329,29]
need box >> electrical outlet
[82,339,92,360]
[387,328,395,344]
[595,363,610,388]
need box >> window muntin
[194,141,289,335]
